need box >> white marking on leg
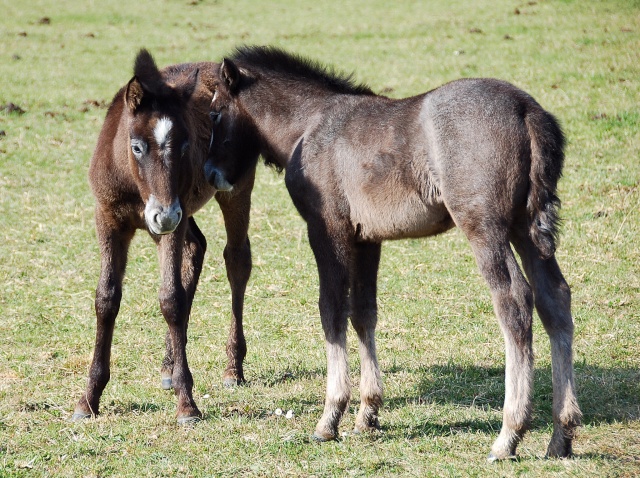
[359,329,382,404]
[326,340,350,406]
[315,339,350,438]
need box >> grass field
[1,0,639,476]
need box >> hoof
[70,412,92,422]
[223,377,243,388]
[312,431,336,442]
[354,417,381,434]
[353,425,381,436]
[177,415,201,426]
[546,439,573,459]
[487,452,517,463]
[161,377,173,390]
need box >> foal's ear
[220,58,240,92]
[125,48,163,112]
[133,49,164,95]
[125,76,145,112]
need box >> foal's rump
[422,78,564,253]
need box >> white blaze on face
[154,117,173,159]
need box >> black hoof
[545,449,573,459]
[546,436,573,458]
[161,377,173,390]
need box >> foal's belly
[350,191,454,242]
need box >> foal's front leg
[217,179,253,387]
[350,242,383,434]
[308,224,352,441]
[156,220,201,423]
[160,218,207,390]
[73,212,134,420]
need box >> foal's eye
[181,141,190,157]
[130,139,147,159]
[210,111,222,126]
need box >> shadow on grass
[99,401,163,416]
[46,362,637,441]
[383,362,639,429]
[244,361,639,439]
[248,366,327,387]
[252,361,639,428]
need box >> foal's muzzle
[145,196,183,235]
[204,160,233,192]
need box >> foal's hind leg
[350,242,383,434]
[73,212,134,420]
[217,179,253,386]
[161,218,207,390]
[466,235,534,460]
[511,233,581,458]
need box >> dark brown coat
[73,50,254,423]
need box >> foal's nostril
[144,196,183,235]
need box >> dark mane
[231,46,375,96]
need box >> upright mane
[231,46,375,96]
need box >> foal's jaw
[144,195,183,235]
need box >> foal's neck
[245,80,350,169]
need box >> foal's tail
[525,107,566,259]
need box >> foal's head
[204,58,261,192]
[125,49,198,235]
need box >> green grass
[1,0,639,476]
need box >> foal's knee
[95,284,121,322]
[188,217,207,254]
[350,308,377,335]
[187,237,206,268]
[159,286,188,324]
[224,239,252,284]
